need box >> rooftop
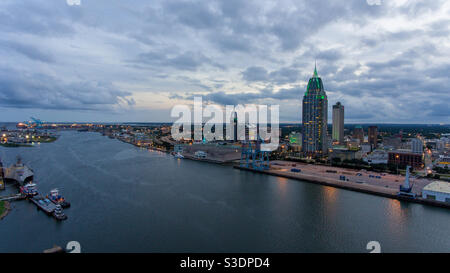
[423,181,450,194]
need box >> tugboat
[53,204,67,221]
[20,182,38,197]
[47,189,70,208]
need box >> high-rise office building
[352,126,364,144]
[332,102,344,144]
[368,126,378,149]
[411,138,423,154]
[233,111,238,142]
[302,64,328,156]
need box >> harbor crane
[240,137,270,171]
[398,165,416,198]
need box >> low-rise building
[363,150,388,165]
[422,182,450,203]
[330,148,362,162]
[388,150,424,169]
[383,136,402,149]
[436,156,450,168]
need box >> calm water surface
[0,131,449,252]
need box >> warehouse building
[422,182,450,203]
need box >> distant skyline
[0,0,449,123]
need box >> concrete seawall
[234,165,450,209]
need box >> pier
[0,193,25,202]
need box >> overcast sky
[0,0,449,123]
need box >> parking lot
[270,160,434,195]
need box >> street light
[395,154,400,174]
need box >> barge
[30,195,57,215]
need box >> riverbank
[0,143,34,148]
[0,201,11,220]
[235,165,450,209]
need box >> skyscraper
[352,126,364,144]
[302,64,328,156]
[332,102,344,144]
[233,111,238,142]
[368,126,378,149]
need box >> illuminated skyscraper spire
[313,60,318,78]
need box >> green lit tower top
[302,63,328,156]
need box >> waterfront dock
[30,195,57,215]
[234,165,450,209]
[0,193,25,202]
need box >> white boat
[174,153,184,159]
[53,204,67,221]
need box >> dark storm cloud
[242,66,302,85]
[0,1,79,37]
[180,86,302,105]
[242,67,269,82]
[0,0,448,122]
[0,69,134,111]
[427,19,450,37]
[0,40,54,63]
[135,50,224,71]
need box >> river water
[0,131,449,253]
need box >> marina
[0,157,69,221]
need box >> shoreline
[0,201,11,220]
[234,166,450,209]
[106,132,450,209]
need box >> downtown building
[352,126,364,144]
[332,102,344,144]
[302,65,328,157]
[368,125,378,149]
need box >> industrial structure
[398,166,416,198]
[240,138,270,171]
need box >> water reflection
[322,186,338,219]
[275,177,288,197]
[385,199,411,239]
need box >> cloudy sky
[0,0,449,123]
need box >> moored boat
[53,204,67,221]
[174,152,184,159]
[20,182,38,197]
[47,189,70,208]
